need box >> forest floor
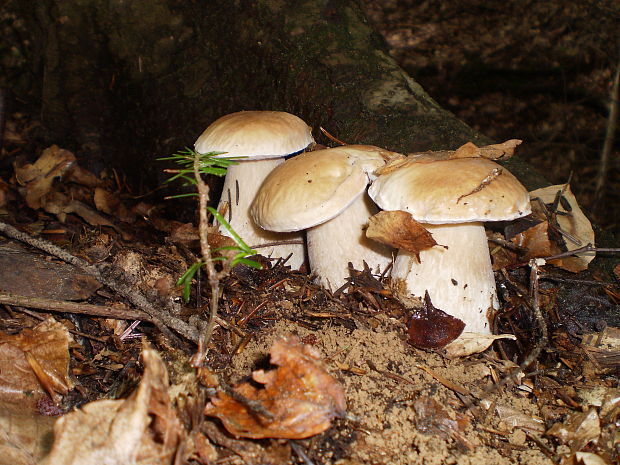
[1,1,619,465]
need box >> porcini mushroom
[251,145,399,290]
[368,157,531,334]
[194,111,314,269]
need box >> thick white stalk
[217,159,305,269]
[392,222,497,334]
[307,193,392,291]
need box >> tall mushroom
[194,111,314,269]
[251,145,399,290]
[368,157,531,334]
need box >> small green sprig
[161,148,261,303]
[159,148,238,195]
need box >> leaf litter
[0,140,618,465]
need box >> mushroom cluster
[194,110,532,337]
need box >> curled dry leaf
[546,408,601,452]
[40,345,183,465]
[529,184,595,272]
[480,399,546,433]
[407,292,465,349]
[366,210,436,260]
[443,333,517,358]
[14,145,76,210]
[0,317,74,409]
[204,334,346,439]
[451,139,521,160]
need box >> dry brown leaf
[480,399,546,433]
[93,187,120,215]
[443,333,517,357]
[530,184,596,272]
[366,210,436,260]
[0,413,57,465]
[14,145,76,210]
[574,452,610,465]
[451,139,521,160]
[0,318,74,409]
[40,345,183,465]
[204,334,346,439]
[413,396,473,451]
[511,220,562,261]
[546,408,601,452]
[407,292,465,349]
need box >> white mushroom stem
[391,222,497,334]
[217,159,305,269]
[307,193,392,291]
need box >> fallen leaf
[14,145,76,210]
[413,396,473,451]
[205,334,346,439]
[366,210,436,260]
[480,399,546,433]
[546,408,601,452]
[443,333,517,357]
[529,184,596,272]
[574,452,610,465]
[40,344,183,465]
[451,139,521,160]
[0,318,74,408]
[407,292,465,349]
[511,221,562,262]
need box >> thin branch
[0,292,150,321]
[191,154,224,366]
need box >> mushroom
[251,145,399,290]
[368,157,531,334]
[194,111,314,269]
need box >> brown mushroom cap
[368,158,531,223]
[194,111,314,159]
[251,145,397,232]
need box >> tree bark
[6,0,543,182]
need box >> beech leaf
[366,210,436,260]
[204,334,346,439]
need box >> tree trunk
[6,0,541,180]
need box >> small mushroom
[194,111,314,269]
[251,145,400,290]
[368,157,531,334]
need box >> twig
[290,440,315,465]
[506,244,620,269]
[594,47,620,201]
[191,155,224,366]
[319,126,347,145]
[0,291,150,321]
[219,379,275,420]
